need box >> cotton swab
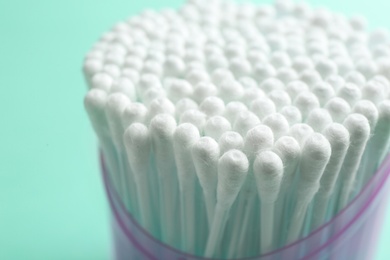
[254,151,283,253]
[233,111,261,137]
[149,114,179,245]
[84,89,120,187]
[123,123,155,232]
[205,149,249,258]
[293,91,320,120]
[310,123,350,230]
[336,114,370,211]
[192,137,219,228]
[324,97,351,123]
[359,100,390,186]
[280,105,303,126]
[105,93,136,210]
[121,102,147,128]
[306,108,333,132]
[173,123,200,253]
[273,136,301,245]
[287,133,331,243]
[288,123,314,146]
[204,116,232,141]
[218,131,244,155]
[223,102,248,124]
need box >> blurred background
[1,0,390,259]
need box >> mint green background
[0,0,389,259]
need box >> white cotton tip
[167,79,194,103]
[270,51,291,67]
[344,71,366,87]
[192,81,218,103]
[217,149,249,209]
[121,102,148,128]
[224,42,246,59]
[306,108,333,132]
[275,66,299,84]
[149,113,177,142]
[312,81,335,106]
[355,59,378,79]
[174,123,200,161]
[124,55,143,71]
[212,68,235,86]
[180,109,207,130]
[273,136,301,181]
[299,133,331,191]
[141,87,167,105]
[250,97,277,120]
[253,63,277,83]
[324,97,351,123]
[259,78,285,93]
[186,69,211,86]
[280,105,303,125]
[122,68,140,85]
[292,56,314,73]
[105,51,125,67]
[233,111,261,137]
[244,125,274,160]
[103,64,121,78]
[263,113,290,140]
[105,93,131,148]
[294,91,320,119]
[268,89,292,111]
[300,69,322,87]
[229,57,253,78]
[239,76,258,89]
[288,123,314,146]
[83,59,103,78]
[219,131,245,155]
[333,57,354,76]
[337,82,362,106]
[91,73,113,92]
[174,98,198,120]
[204,116,232,141]
[314,57,337,78]
[207,53,229,71]
[147,97,175,122]
[110,78,137,101]
[353,100,379,131]
[286,81,310,100]
[326,75,345,92]
[253,151,283,204]
[123,123,151,168]
[362,81,387,104]
[343,113,371,148]
[164,55,186,77]
[241,86,266,104]
[84,89,109,136]
[370,75,390,90]
[223,102,249,124]
[247,50,268,66]
[320,123,350,193]
[192,136,219,193]
[137,74,162,97]
[200,96,225,117]
[218,79,244,103]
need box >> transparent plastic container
[100,154,390,260]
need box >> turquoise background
[0,0,389,259]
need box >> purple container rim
[101,153,390,260]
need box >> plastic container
[101,154,390,260]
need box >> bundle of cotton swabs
[83,0,390,258]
